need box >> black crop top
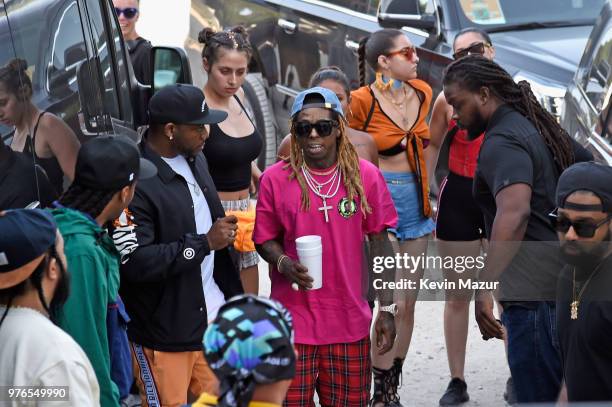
[23,112,64,195]
[203,96,263,192]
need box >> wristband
[277,255,289,273]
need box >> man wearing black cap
[118,84,243,406]
[0,209,100,405]
[553,162,612,402]
[51,135,156,407]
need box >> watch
[379,304,398,316]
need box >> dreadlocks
[58,184,117,221]
[285,117,372,216]
[443,55,574,172]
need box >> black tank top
[23,112,64,195]
[203,96,263,192]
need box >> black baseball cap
[556,161,612,212]
[74,136,157,190]
[0,209,57,289]
[148,84,228,125]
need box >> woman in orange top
[349,28,434,407]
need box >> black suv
[195,0,605,167]
[562,0,611,165]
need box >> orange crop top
[348,79,433,217]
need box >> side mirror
[377,0,436,32]
[151,46,193,93]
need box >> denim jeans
[501,301,562,403]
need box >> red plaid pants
[284,336,371,407]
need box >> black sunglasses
[294,120,338,138]
[548,210,612,238]
[115,7,138,19]
[453,42,491,60]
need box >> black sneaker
[503,377,517,405]
[439,378,469,406]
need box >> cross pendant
[318,199,333,223]
[570,300,579,320]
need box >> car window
[104,0,133,124]
[324,0,429,16]
[584,22,611,112]
[84,0,120,118]
[48,1,88,99]
[458,0,605,26]
[323,0,381,16]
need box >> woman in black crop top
[198,26,263,294]
[2,59,80,196]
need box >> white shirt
[161,155,225,321]
[0,306,100,406]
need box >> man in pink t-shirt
[254,87,398,406]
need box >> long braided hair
[443,55,574,172]
[58,185,118,220]
[286,108,371,216]
[357,29,404,87]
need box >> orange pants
[130,342,218,407]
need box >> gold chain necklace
[382,85,407,108]
[570,260,607,319]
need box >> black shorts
[435,172,486,241]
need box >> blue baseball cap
[0,209,57,289]
[290,86,345,119]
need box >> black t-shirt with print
[556,254,612,402]
[473,105,567,302]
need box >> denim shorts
[382,171,435,241]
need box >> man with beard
[119,84,243,406]
[51,136,157,407]
[254,87,398,406]
[554,162,612,402]
[443,56,591,403]
[0,209,99,405]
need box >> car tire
[242,73,277,170]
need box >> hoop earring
[375,72,393,91]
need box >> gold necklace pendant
[570,300,579,320]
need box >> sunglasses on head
[548,210,612,238]
[386,45,417,61]
[453,42,491,60]
[294,120,338,138]
[115,7,138,19]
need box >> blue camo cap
[290,86,345,119]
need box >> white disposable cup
[295,235,322,250]
[296,246,323,290]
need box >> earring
[375,72,393,91]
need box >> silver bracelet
[277,255,289,273]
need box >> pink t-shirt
[253,159,397,345]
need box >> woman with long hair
[198,27,263,294]
[2,58,80,195]
[349,29,434,406]
[277,66,378,166]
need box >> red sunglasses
[386,46,417,61]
